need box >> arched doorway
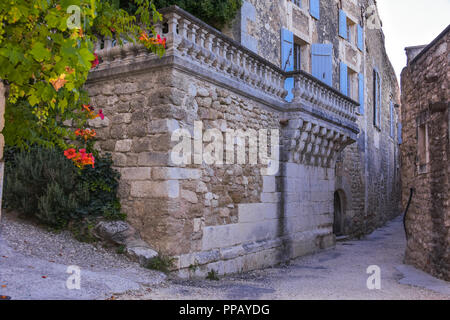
[333,191,345,236]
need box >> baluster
[187,24,200,58]
[177,18,192,56]
[165,12,180,53]
[196,28,207,62]
[204,33,215,66]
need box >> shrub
[4,146,125,230]
[120,0,243,30]
[4,146,79,228]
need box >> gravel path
[0,211,166,300]
[119,216,450,300]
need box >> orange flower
[75,129,96,141]
[139,32,149,42]
[64,148,77,160]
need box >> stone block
[121,167,152,181]
[130,180,179,199]
[152,167,201,180]
[181,189,198,204]
[262,176,276,192]
[137,152,170,166]
[115,139,133,152]
[238,203,278,223]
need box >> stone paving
[119,216,450,300]
[0,212,448,300]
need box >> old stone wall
[87,64,347,276]
[231,0,402,238]
[401,26,449,281]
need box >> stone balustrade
[289,71,358,123]
[93,5,358,125]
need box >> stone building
[401,25,449,281]
[86,0,401,277]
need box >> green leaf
[28,94,40,106]
[30,42,50,62]
[78,47,95,69]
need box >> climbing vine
[0,0,166,160]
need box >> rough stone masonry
[86,0,401,277]
[401,25,450,281]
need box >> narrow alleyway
[121,216,449,300]
[0,212,448,300]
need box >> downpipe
[403,188,415,240]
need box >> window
[293,0,302,7]
[294,43,302,71]
[417,123,429,173]
[373,69,381,128]
[339,10,359,47]
[294,38,309,72]
[346,19,356,45]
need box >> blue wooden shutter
[339,10,347,39]
[310,0,320,19]
[311,43,333,86]
[357,24,363,51]
[282,28,294,102]
[359,73,364,114]
[340,62,348,95]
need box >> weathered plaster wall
[401,27,449,281]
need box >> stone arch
[333,189,347,236]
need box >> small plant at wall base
[145,253,176,273]
[206,269,220,281]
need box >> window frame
[373,69,382,129]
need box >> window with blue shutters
[310,0,320,19]
[359,73,364,114]
[357,25,364,51]
[281,28,294,102]
[339,10,347,39]
[340,62,348,95]
[311,43,333,86]
[373,69,381,128]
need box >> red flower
[91,53,99,69]
[64,148,77,160]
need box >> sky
[376,0,450,81]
